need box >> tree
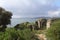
[0,7,12,31]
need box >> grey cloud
[1,0,60,17]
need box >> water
[8,17,51,27]
[9,18,38,27]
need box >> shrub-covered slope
[46,18,60,40]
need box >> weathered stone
[46,19,51,29]
[35,18,47,30]
[36,34,47,40]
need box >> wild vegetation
[0,7,60,40]
[0,7,39,40]
[46,18,60,40]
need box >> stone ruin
[35,18,52,30]
[24,18,52,31]
[46,19,51,29]
[14,18,52,31]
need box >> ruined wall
[46,19,51,29]
[35,18,52,30]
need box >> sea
[8,18,38,27]
[8,17,52,27]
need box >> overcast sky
[0,0,60,18]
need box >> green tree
[0,7,12,31]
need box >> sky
[0,0,60,18]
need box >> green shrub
[0,28,38,40]
[46,20,60,40]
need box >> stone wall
[46,19,51,29]
[35,18,51,30]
